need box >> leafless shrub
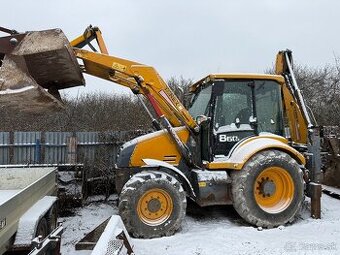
[266,57,340,126]
[0,77,193,131]
[0,92,151,131]
[167,76,193,108]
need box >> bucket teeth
[0,28,84,112]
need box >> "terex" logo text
[219,135,240,143]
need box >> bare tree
[0,93,151,131]
[167,76,193,107]
[0,76,194,132]
[294,60,340,126]
[266,57,340,126]
[2,64,339,132]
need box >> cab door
[212,79,284,157]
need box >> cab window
[188,85,212,118]
[213,80,284,135]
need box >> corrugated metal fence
[321,126,340,187]
[0,130,147,166]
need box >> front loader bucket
[0,28,84,113]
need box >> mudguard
[13,196,57,248]
[207,134,306,170]
[142,159,196,198]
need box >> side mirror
[195,115,211,126]
[249,116,258,134]
[249,116,257,125]
[235,117,241,128]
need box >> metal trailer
[0,167,59,254]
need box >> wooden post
[310,182,322,219]
[67,136,77,165]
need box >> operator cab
[189,74,284,161]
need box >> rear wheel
[231,150,304,228]
[34,217,49,255]
[36,217,48,238]
[46,204,57,233]
[119,171,186,238]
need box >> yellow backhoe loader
[0,25,322,239]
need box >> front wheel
[118,171,187,238]
[231,150,304,228]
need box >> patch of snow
[60,202,117,255]
[0,167,55,189]
[323,185,340,193]
[0,190,20,205]
[133,196,340,255]
[213,157,229,162]
[119,127,186,156]
[14,196,57,246]
[91,216,133,255]
[216,123,253,133]
[193,170,228,182]
[84,194,118,204]
[0,85,34,95]
[61,195,340,255]
[59,171,75,183]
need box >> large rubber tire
[36,217,48,238]
[46,204,57,233]
[231,150,304,228]
[118,171,187,238]
[35,217,50,255]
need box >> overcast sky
[2,0,340,96]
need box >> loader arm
[71,25,109,55]
[70,26,198,132]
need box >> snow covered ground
[60,194,340,255]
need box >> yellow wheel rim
[137,188,173,226]
[254,167,294,214]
